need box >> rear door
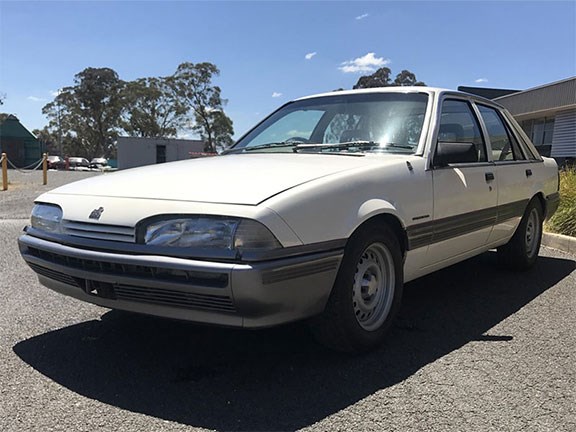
[475,104,532,244]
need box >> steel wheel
[497,198,543,271]
[310,223,403,352]
[525,207,541,258]
[352,243,395,331]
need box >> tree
[353,67,425,89]
[122,77,187,138]
[43,67,125,158]
[353,67,392,89]
[33,127,84,157]
[393,70,426,87]
[170,62,234,152]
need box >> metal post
[42,153,48,185]
[1,153,7,191]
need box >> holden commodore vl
[18,87,560,352]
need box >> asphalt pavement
[0,172,575,431]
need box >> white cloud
[356,13,369,20]
[27,96,46,102]
[339,52,390,73]
[49,89,62,97]
[475,78,488,83]
[272,92,283,98]
[305,52,317,60]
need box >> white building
[117,137,207,169]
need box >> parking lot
[1,170,575,432]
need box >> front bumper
[19,233,343,328]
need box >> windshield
[230,92,429,155]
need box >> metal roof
[494,77,576,117]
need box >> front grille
[114,284,236,312]
[25,247,228,288]
[28,262,80,287]
[28,262,235,313]
[62,220,136,243]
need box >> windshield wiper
[294,141,415,152]
[294,140,376,151]
[221,141,301,154]
[223,140,415,155]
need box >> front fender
[357,199,404,229]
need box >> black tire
[497,198,543,270]
[309,223,403,353]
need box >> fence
[1,152,47,191]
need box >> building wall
[0,115,43,167]
[117,137,205,170]
[496,78,576,118]
[551,109,576,158]
[496,78,576,162]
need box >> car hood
[44,153,393,205]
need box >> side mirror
[433,141,477,167]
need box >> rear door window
[477,105,526,161]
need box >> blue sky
[1,0,575,139]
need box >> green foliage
[353,67,392,89]
[43,68,125,158]
[353,68,426,89]
[33,127,83,157]
[546,167,576,237]
[122,77,187,138]
[393,70,426,87]
[170,62,234,152]
[41,62,234,156]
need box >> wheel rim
[525,208,541,257]
[352,242,395,331]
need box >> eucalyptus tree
[122,77,187,138]
[354,68,425,89]
[170,62,234,152]
[43,67,125,158]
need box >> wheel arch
[533,191,547,217]
[351,202,408,260]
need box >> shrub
[545,167,576,237]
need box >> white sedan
[19,87,560,352]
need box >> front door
[427,99,497,265]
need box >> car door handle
[525,169,533,177]
[485,172,495,182]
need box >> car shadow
[13,252,575,431]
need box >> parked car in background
[89,157,108,168]
[46,155,64,170]
[19,87,560,352]
[89,157,115,172]
[67,157,90,171]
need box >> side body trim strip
[406,199,528,250]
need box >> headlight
[142,217,282,251]
[31,204,63,233]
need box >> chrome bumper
[18,234,343,328]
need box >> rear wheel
[310,223,403,353]
[498,199,543,270]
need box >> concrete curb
[542,232,576,254]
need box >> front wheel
[310,224,403,353]
[498,199,543,270]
